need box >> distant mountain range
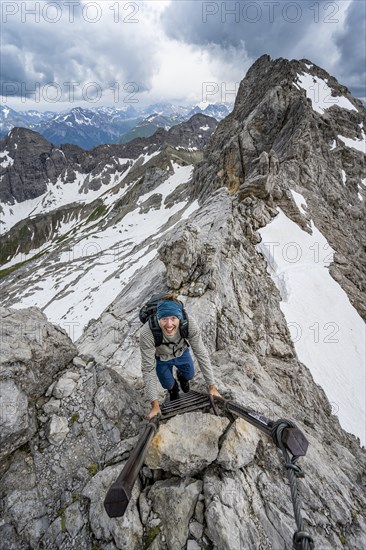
[0,102,232,149]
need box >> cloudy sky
[1,0,365,111]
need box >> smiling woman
[139,293,221,420]
[156,294,182,334]
[159,315,180,337]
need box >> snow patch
[140,151,160,165]
[358,178,365,201]
[0,150,14,168]
[8,163,195,341]
[296,73,358,114]
[337,130,366,154]
[341,170,347,185]
[0,160,135,235]
[290,190,307,216]
[181,200,199,219]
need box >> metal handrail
[104,416,160,517]
[104,392,309,519]
[213,396,308,457]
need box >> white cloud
[147,40,245,105]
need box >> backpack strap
[148,314,164,347]
[179,303,189,341]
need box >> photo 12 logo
[202,82,240,103]
[1,1,140,24]
[201,1,340,24]
[1,81,140,104]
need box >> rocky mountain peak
[194,54,364,198]
[0,128,69,204]
[193,54,365,317]
[0,113,218,216]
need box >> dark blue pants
[156,348,195,389]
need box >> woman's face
[159,316,180,337]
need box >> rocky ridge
[0,55,365,550]
[0,113,217,206]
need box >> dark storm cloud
[161,0,365,98]
[0,0,156,100]
[160,0,332,55]
[334,0,366,97]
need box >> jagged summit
[194,54,364,198]
[193,54,365,316]
[235,55,362,113]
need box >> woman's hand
[208,384,221,398]
[146,400,161,421]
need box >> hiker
[140,294,221,420]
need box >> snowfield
[4,163,198,342]
[257,193,366,446]
[0,159,134,235]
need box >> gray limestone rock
[82,462,143,549]
[139,490,152,525]
[145,412,229,476]
[158,188,232,295]
[0,307,76,461]
[146,538,163,550]
[158,223,202,289]
[148,477,202,550]
[72,355,88,368]
[189,520,203,539]
[53,373,78,399]
[204,471,270,550]
[217,418,261,470]
[0,307,77,397]
[47,415,69,446]
[194,500,205,524]
[64,501,84,538]
[4,488,48,544]
[0,380,31,458]
[43,397,61,415]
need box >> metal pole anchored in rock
[213,396,309,457]
[212,396,312,549]
[104,416,160,518]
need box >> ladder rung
[162,402,211,419]
[160,390,212,418]
[161,394,210,410]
